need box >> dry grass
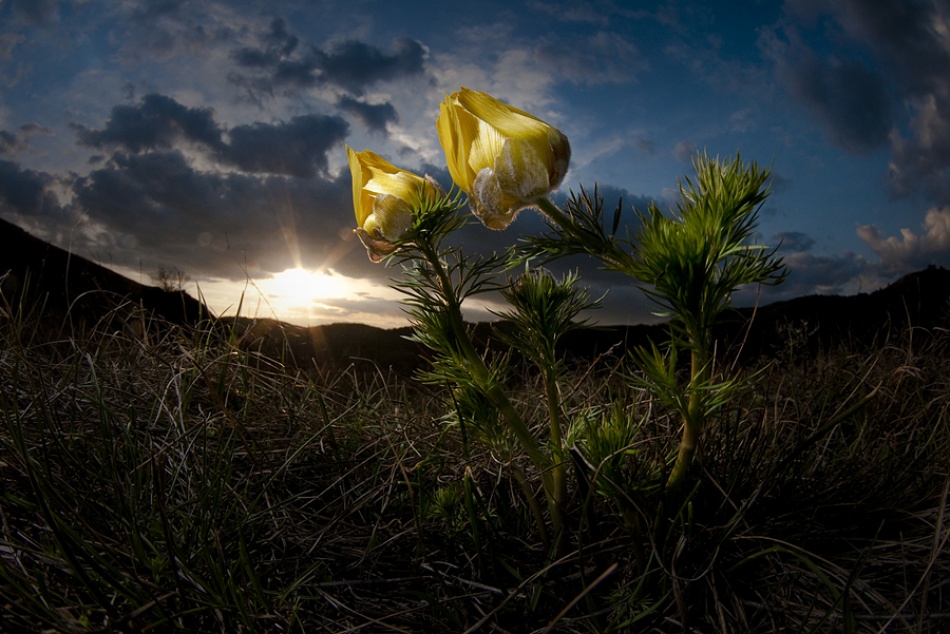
[1,294,948,632]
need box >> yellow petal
[456,88,571,190]
[456,88,552,144]
[347,146,370,226]
[365,170,420,201]
[437,97,475,191]
[469,117,507,177]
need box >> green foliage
[626,153,786,344]
[531,152,787,495]
[495,268,600,374]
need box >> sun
[263,267,350,312]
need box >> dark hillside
[724,265,950,359]
[0,217,205,331]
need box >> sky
[1,0,949,329]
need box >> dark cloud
[761,249,871,299]
[773,230,815,253]
[10,0,58,25]
[319,37,426,94]
[74,94,349,178]
[633,136,655,155]
[777,52,892,154]
[825,0,949,95]
[263,17,299,56]
[232,18,298,69]
[890,117,950,203]
[337,96,398,134]
[24,91,366,283]
[770,0,950,202]
[132,0,188,21]
[0,131,15,156]
[116,0,213,59]
[756,230,874,298]
[74,94,224,154]
[221,114,349,177]
[0,159,60,216]
[674,140,698,163]
[233,47,280,69]
[231,24,426,96]
[69,149,362,281]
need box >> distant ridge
[725,265,950,358]
[2,215,948,369]
[0,216,205,329]
[553,266,950,363]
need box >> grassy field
[1,293,948,633]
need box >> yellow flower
[437,87,570,229]
[347,146,435,262]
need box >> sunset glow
[264,267,351,307]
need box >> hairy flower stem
[414,240,563,541]
[511,465,550,548]
[665,346,708,496]
[536,197,629,271]
[543,370,568,537]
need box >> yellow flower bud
[347,146,435,262]
[437,87,570,229]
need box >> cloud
[10,0,59,25]
[818,0,949,94]
[889,92,950,202]
[771,0,950,201]
[857,206,950,273]
[773,230,815,253]
[0,159,62,218]
[674,140,698,163]
[114,0,243,61]
[319,38,426,94]
[0,123,52,158]
[68,149,363,281]
[762,30,892,154]
[336,96,398,134]
[231,17,299,72]
[222,115,349,177]
[757,228,872,297]
[231,24,427,96]
[774,249,871,297]
[789,57,891,154]
[4,90,363,284]
[74,94,349,178]
[74,94,224,154]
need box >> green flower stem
[413,239,561,534]
[511,464,550,548]
[666,346,708,495]
[535,197,571,230]
[535,197,629,272]
[542,369,568,530]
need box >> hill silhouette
[2,215,948,369]
[0,216,204,333]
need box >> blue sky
[1,0,948,327]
